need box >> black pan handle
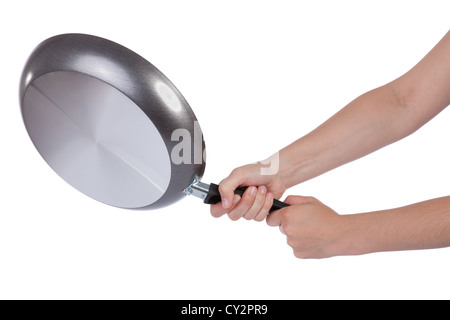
[203,183,289,213]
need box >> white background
[1,0,449,299]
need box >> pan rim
[20,33,206,209]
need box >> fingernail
[249,186,257,196]
[259,186,267,194]
[222,198,230,209]
[233,195,240,205]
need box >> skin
[210,30,450,259]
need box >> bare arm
[212,30,450,220]
[279,30,450,188]
[266,195,450,259]
[345,196,450,255]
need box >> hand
[210,161,287,221]
[266,195,346,259]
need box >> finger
[243,186,267,220]
[210,194,240,218]
[219,169,247,209]
[210,202,227,218]
[266,205,285,227]
[227,186,258,221]
[266,195,314,225]
[254,192,273,221]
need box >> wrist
[276,145,319,188]
[332,213,388,256]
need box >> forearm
[338,196,450,256]
[278,83,417,187]
[277,31,450,189]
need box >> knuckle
[241,197,252,206]
[254,190,265,206]
[228,213,241,221]
[227,209,243,221]
[244,207,259,221]
[210,209,220,218]
[242,190,256,204]
[254,215,265,222]
[230,167,239,175]
[218,183,229,195]
[286,237,297,248]
[255,209,270,222]
[284,195,296,203]
[281,223,292,235]
[293,250,307,259]
[280,210,292,223]
[230,167,244,179]
[210,205,224,218]
[263,196,274,210]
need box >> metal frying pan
[20,34,287,212]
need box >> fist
[266,196,345,259]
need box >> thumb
[266,195,315,227]
[284,195,316,206]
[266,208,284,227]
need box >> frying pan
[20,34,288,212]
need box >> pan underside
[22,71,171,208]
